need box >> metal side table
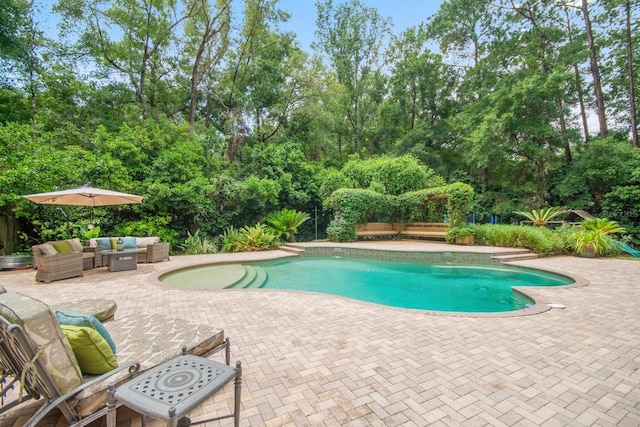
[108,349,242,427]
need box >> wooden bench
[398,222,448,240]
[356,222,400,238]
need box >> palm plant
[579,218,625,234]
[572,218,625,256]
[265,208,310,242]
[514,206,566,226]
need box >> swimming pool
[160,256,574,313]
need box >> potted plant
[572,218,624,257]
[447,226,476,245]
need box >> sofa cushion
[0,292,83,394]
[60,324,118,375]
[122,237,137,249]
[39,242,59,256]
[96,238,112,250]
[135,236,160,248]
[68,238,84,252]
[55,310,116,354]
[52,241,74,254]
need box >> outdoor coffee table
[102,249,142,272]
[111,351,242,427]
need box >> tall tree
[383,25,458,165]
[56,0,196,120]
[0,0,45,127]
[182,0,231,132]
[581,0,608,137]
[313,0,391,153]
[211,0,291,160]
[600,0,638,147]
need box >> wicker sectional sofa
[87,237,170,264]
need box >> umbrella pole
[66,205,71,238]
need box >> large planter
[577,251,596,258]
[454,234,475,245]
[0,255,34,270]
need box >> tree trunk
[582,0,607,138]
[556,98,572,163]
[574,63,590,142]
[625,0,638,148]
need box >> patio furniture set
[31,237,170,282]
[0,288,241,426]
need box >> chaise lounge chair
[0,291,235,426]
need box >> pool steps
[226,265,267,289]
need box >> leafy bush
[114,216,178,246]
[219,224,278,252]
[219,227,244,253]
[341,154,445,195]
[179,230,217,255]
[473,224,568,254]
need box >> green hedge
[472,224,570,254]
[326,183,474,242]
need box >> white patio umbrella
[23,185,143,206]
[23,185,143,237]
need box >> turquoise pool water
[251,257,573,312]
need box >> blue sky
[38,1,444,51]
[276,0,444,50]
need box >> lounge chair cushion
[60,325,118,375]
[55,310,116,354]
[50,298,118,322]
[73,312,224,417]
[52,241,74,254]
[39,242,59,256]
[0,292,83,394]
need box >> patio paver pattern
[1,241,639,426]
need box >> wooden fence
[0,216,20,255]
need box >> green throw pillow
[55,310,116,354]
[60,325,118,375]
[52,241,73,254]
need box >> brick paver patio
[1,241,639,426]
